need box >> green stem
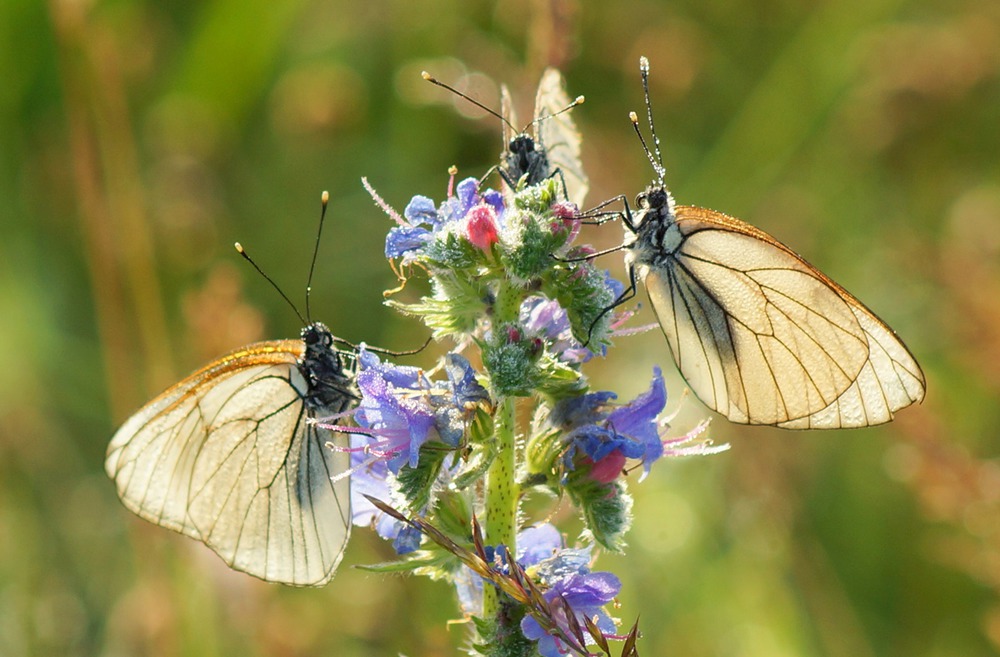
[483,395,517,617]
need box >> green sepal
[423,230,484,270]
[483,325,540,397]
[545,259,617,348]
[386,271,490,337]
[569,476,634,552]
[500,212,568,283]
[396,442,451,512]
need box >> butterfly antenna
[305,190,330,322]
[529,94,585,132]
[235,242,307,325]
[629,111,665,183]
[422,71,518,135]
[638,56,666,179]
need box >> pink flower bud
[466,205,499,251]
[586,452,627,484]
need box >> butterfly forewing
[534,68,589,208]
[640,205,925,428]
[106,335,353,586]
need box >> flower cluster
[346,79,726,657]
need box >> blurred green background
[2,0,999,655]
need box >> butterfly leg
[583,264,638,346]
[574,194,630,227]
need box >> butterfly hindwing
[640,205,925,429]
[106,336,352,586]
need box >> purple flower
[345,349,491,554]
[352,348,436,472]
[552,368,667,482]
[349,443,420,554]
[456,523,567,615]
[384,176,506,261]
[521,571,621,657]
[515,525,622,657]
[349,347,489,472]
[521,297,594,364]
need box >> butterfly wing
[500,82,518,153]
[105,340,351,585]
[642,206,925,428]
[534,68,589,207]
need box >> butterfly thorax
[299,322,359,414]
[504,134,549,185]
[627,184,681,268]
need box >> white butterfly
[500,68,589,207]
[107,201,358,586]
[620,57,925,429]
[422,68,588,207]
[106,321,356,585]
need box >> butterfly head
[505,134,548,186]
[634,183,676,230]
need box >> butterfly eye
[302,324,330,346]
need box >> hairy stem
[483,395,517,617]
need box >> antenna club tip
[574,95,585,105]
[421,71,432,80]
[640,56,650,71]
[321,190,329,204]
[629,111,640,124]
[234,242,244,253]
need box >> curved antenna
[234,242,306,325]
[422,71,518,135]
[305,190,330,322]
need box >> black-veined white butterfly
[106,195,357,586]
[422,68,589,207]
[616,57,926,429]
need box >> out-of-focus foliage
[1,0,998,655]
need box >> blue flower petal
[482,188,505,218]
[454,177,480,216]
[444,353,489,405]
[392,524,422,555]
[517,524,562,567]
[385,225,431,258]
[404,195,440,226]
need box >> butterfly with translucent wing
[105,192,357,586]
[611,57,926,429]
[422,68,589,208]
